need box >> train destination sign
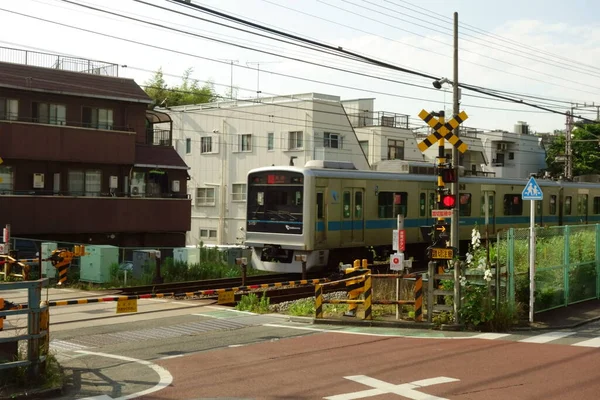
[432,209,453,218]
[430,247,454,260]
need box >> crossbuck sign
[417,109,469,153]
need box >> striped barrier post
[315,283,323,319]
[414,274,423,322]
[363,273,372,320]
[57,264,68,286]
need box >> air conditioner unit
[109,176,118,189]
[131,184,144,197]
[33,173,44,189]
[172,180,180,192]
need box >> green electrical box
[80,245,119,283]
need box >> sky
[2,0,600,134]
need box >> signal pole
[450,11,460,253]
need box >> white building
[164,93,370,246]
[164,93,547,246]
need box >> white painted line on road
[75,350,173,400]
[144,299,169,303]
[159,354,185,360]
[204,305,256,315]
[171,301,194,306]
[572,337,600,348]
[471,333,511,340]
[192,313,219,318]
[519,331,576,344]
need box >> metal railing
[0,279,49,379]
[146,129,172,146]
[347,111,410,129]
[0,115,133,132]
[0,46,119,77]
[0,189,189,199]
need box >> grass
[235,292,270,313]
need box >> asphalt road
[45,303,600,400]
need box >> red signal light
[441,194,456,209]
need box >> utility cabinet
[173,247,200,266]
[132,250,159,279]
[41,242,57,278]
[80,245,119,283]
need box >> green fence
[498,224,600,314]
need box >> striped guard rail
[16,277,331,309]
[414,275,423,322]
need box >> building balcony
[348,111,410,129]
[0,120,136,164]
[0,193,191,236]
[146,128,172,147]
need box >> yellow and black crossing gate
[417,109,469,153]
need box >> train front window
[247,172,304,234]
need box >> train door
[578,191,589,224]
[419,189,436,226]
[341,187,365,244]
[558,188,564,225]
[316,188,327,244]
[481,191,496,233]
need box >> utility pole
[450,12,460,252]
[565,108,573,180]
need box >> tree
[143,67,216,108]
[546,123,600,177]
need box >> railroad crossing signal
[417,109,469,153]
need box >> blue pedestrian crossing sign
[522,176,543,200]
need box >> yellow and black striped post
[414,275,423,322]
[57,264,68,286]
[345,259,364,316]
[363,273,372,320]
[315,283,323,319]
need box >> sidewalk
[528,299,600,329]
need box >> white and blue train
[245,160,600,273]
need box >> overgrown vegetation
[236,292,270,313]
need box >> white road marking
[519,331,576,344]
[204,305,256,315]
[170,301,194,306]
[144,299,169,303]
[324,375,459,400]
[49,339,89,352]
[471,333,511,340]
[75,350,173,400]
[572,337,600,348]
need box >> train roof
[247,165,600,189]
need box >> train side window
[503,194,523,215]
[395,192,408,217]
[316,192,324,219]
[378,191,408,218]
[480,195,494,216]
[550,195,557,215]
[578,194,588,215]
[594,196,600,214]
[419,193,426,217]
[565,196,572,215]
[343,191,351,218]
[354,191,363,218]
[459,193,471,216]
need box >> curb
[512,314,600,331]
[312,317,436,330]
[0,385,63,400]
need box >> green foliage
[144,67,216,108]
[236,291,270,313]
[432,311,454,326]
[546,123,600,176]
[286,298,315,316]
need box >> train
[244,160,600,273]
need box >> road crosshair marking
[324,375,459,400]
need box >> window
[196,187,216,205]
[387,139,405,160]
[68,170,101,196]
[232,183,246,201]
[378,192,408,218]
[324,132,342,149]
[508,152,515,160]
[343,191,351,218]
[317,192,324,219]
[0,166,13,193]
[503,194,523,215]
[0,98,18,120]
[267,132,274,151]
[550,195,557,215]
[459,193,472,216]
[33,102,66,125]
[186,138,192,154]
[200,229,217,239]
[354,191,363,218]
[288,131,303,150]
[593,197,600,214]
[565,196,572,215]
[82,107,113,129]
[200,136,212,153]
[480,194,494,216]
[239,134,252,152]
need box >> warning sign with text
[116,299,138,314]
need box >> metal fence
[497,224,600,314]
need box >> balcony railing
[146,129,172,146]
[0,189,188,199]
[0,46,119,76]
[0,115,133,132]
[347,111,410,129]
